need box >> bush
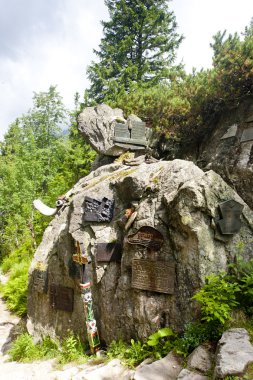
[8,332,87,364]
[1,261,30,316]
[192,273,240,325]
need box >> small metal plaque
[113,121,147,147]
[241,127,253,143]
[217,200,244,235]
[32,269,48,293]
[132,259,175,294]
[96,243,122,262]
[83,196,114,222]
[220,124,238,139]
[49,284,74,312]
[127,226,164,251]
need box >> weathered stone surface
[177,369,208,380]
[192,97,253,209]
[214,328,253,378]
[187,345,213,373]
[27,159,253,344]
[73,359,133,380]
[133,352,182,380]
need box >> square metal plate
[132,259,175,294]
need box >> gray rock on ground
[214,328,253,378]
[73,359,133,380]
[177,369,209,380]
[187,344,213,373]
[132,352,183,380]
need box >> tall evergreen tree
[87,0,183,102]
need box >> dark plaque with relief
[49,284,74,312]
[217,199,243,235]
[127,226,164,251]
[83,196,114,222]
[96,243,122,263]
[132,259,175,294]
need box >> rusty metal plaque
[217,199,244,235]
[83,196,114,222]
[32,269,48,293]
[96,243,122,263]
[49,284,74,312]
[241,127,253,142]
[127,226,164,251]
[132,259,175,294]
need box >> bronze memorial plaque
[96,243,122,263]
[217,199,244,235]
[32,269,48,293]
[127,226,164,251]
[49,284,74,312]
[83,196,114,222]
[132,259,175,294]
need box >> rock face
[214,328,253,378]
[27,159,253,344]
[194,97,253,210]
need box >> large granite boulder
[78,104,153,157]
[27,159,253,344]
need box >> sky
[0,0,252,140]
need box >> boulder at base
[27,159,253,344]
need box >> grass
[8,332,90,366]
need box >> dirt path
[0,274,106,379]
[0,273,134,379]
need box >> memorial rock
[78,104,152,157]
[27,156,253,345]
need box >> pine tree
[87,0,183,102]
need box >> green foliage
[107,338,150,368]
[8,332,88,364]
[147,327,174,359]
[8,333,59,362]
[0,86,95,257]
[58,333,87,364]
[192,273,240,324]
[1,258,30,316]
[228,255,253,315]
[0,241,34,316]
[174,322,222,357]
[87,0,183,102]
